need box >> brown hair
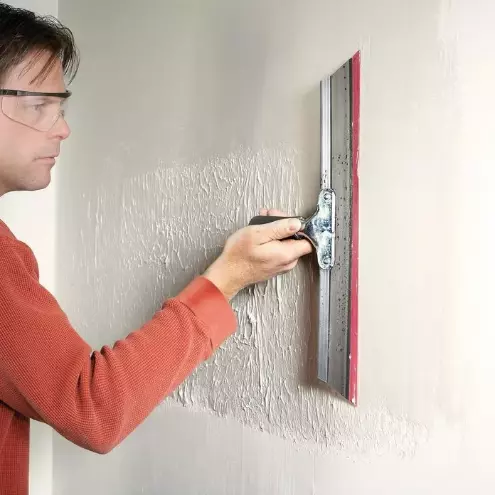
[0,2,79,86]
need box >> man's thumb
[259,218,302,242]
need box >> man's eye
[26,102,45,111]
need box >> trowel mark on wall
[78,145,428,459]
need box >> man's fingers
[268,208,288,216]
[281,259,299,272]
[254,217,302,243]
[258,208,290,217]
[280,239,313,261]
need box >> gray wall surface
[52,0,495,493]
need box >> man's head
[0,3,79,196]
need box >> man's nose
[49,115,71,140]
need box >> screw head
[323,191,332,204]
[322,255,331,266]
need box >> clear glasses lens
[0,95,68,131]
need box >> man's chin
[21,174,52,192]
[32,178,52,191]
[27,162,54,191]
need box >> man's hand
[203,208,313,300]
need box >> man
[0,3,312,494]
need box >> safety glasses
[0,89,71,132]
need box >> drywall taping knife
[249,52,360,405]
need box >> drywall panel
[52,0,495,493]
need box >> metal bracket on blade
[295,189,335,270]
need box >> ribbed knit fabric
[0,219,237,494]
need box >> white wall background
[1,0,495,494]
[0,3,57,495]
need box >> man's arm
[0,236,236,454]
[0,212,311,454]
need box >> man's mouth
[37,154,59,160]
[36,156,58,165]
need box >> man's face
[0,52,71,195]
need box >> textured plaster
[61,144,428,459]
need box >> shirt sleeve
[0,236,237,453]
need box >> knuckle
[243,227,257,243]
[280,251,294,266]
[274,230,285,241]
[281,261,297,273]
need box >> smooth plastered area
[48,0,495,493]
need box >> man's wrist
[203,262,240,301]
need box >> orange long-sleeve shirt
[0,219,237,494]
